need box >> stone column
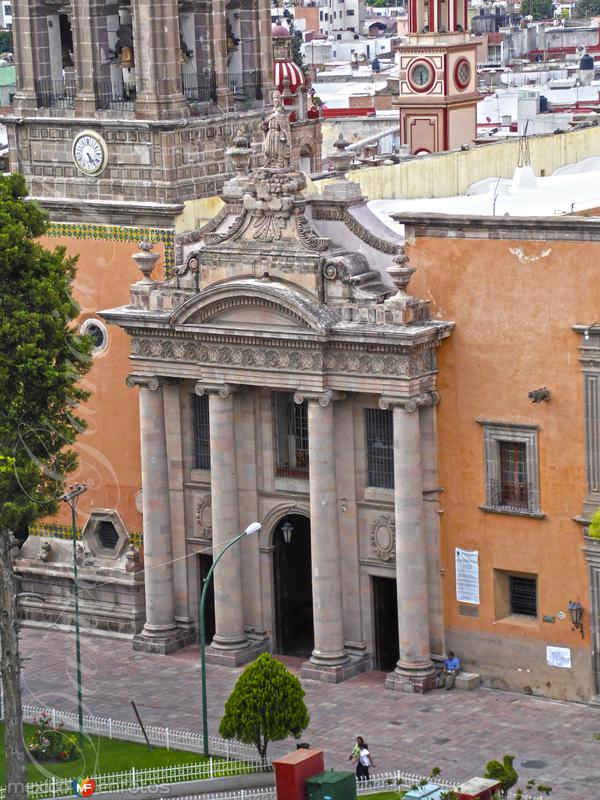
[210,0,234,109]
[11,0,46,114]
[128,375,184,654]
[132,0,188,119]
[382,393,436,693]
[257,0,275,100]
[198,382,257,665]
[71,0,97,115]
[296,390,352,683]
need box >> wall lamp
[568,600,584,638]
[281,520,293,545]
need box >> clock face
[409,60,434,92]
[72,131,108,176]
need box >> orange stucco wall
[41,235,161,534]
[407,233,595,693]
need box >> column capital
[194,381,238,399]
[379,391,440,412]
[293,389,344,407]
[126,374,162,390]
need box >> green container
[305,771,357,800]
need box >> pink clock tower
[395,0,478,155]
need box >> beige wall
[308,125,600,201]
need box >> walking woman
[356,741,375,781]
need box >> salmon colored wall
[41,235,161,534]
[407,235,596,654]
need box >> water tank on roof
[580,53,594,71]
[540,94,548,112]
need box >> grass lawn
[0,722,210,782]
[361,792,406,800]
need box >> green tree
[575,0,600,16]
[0,30,12,53]
[520,0,554,17]
[484,755,518,799]
[219,653,310,758]
[0,173,91,799]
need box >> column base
[589,693,600,708]
[205,639,268,667]
[385,666,436,695]
[133,624,192,655]
[300,654,369,684]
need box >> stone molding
[195,495,213,539]
[194,381,237,399]
[370,514,396,562]
[378,391,440,412]
[130,335,438,378]
[312,205,401,255]
[293,389,344,407]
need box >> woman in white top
[356,743,375,781]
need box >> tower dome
[273,59,306,95]
[272,22,291,38]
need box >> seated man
[440,650,461,690]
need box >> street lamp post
[59,482,87,747]
[200,521,261,757]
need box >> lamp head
[281,520,293,545]
[244,522,261,536]
[59,483,88,502]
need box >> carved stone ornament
[378,391,439,412]
[196,495,213,539]
[125,544,143,573]
[263,91,292,169]
[370,514,396,562]
[38,540,52,562]
[312,207,401,255]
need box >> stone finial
[329,131,353,173]
[227,123,254,180]
[386,249,416,302]
[132,240,160,284]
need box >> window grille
[509,575,537,617]
[97,521,119,550]
[274,393,309,477]
[366,408,394,489]
[498,441,529,510]
[193,394,211,470]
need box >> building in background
[0,1,12,29]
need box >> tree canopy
[574,0,600,17]
[0,173,91,539]
[519,0,554,18]
[219,653,310,758]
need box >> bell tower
[395,0,478,155]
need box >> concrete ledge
[455,672,480,690]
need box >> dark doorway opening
[373,576,398,671]
[198,553,215,644]
[273,514,313,657]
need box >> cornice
[399,213,600,241]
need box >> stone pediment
[169,278,339,334]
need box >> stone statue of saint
[263,91,292,169]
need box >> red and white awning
[273,59,306,96]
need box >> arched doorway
[273,514,313,656]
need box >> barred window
[366,408,394,489]
[193,394,211,470]
[480,421,541,516]
[274,392,309,478]
[97,520,119,550]
[509,575,537,617]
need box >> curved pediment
[169,279,339,334]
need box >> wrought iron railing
[182,69,217,103]
[34,78,76,110]
[488,479,532,513]
[94,77,136,111]
[229,70,262,102]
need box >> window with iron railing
[365,408,394,489]
[509,574,537,617]
[274,392,309,478]
[479,421,542,517]
[193,394,211,470]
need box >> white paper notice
[546,646,571,669]
[455,548,480,604]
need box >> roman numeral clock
[72,130,109,176]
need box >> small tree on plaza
[219,653,310,759]
[0,173,91,799]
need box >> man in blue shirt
[440,651,461,690]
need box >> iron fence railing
[488,478,533,513]
[229,70,262,102]
[34,78,76,109]
[94,77,136,111]
[182,69,217,103]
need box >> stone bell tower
[4,1,275,605]
[395,0,478,154]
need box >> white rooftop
[368,157,600,226]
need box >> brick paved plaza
[20,628,600,797]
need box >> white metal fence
[15,704,263,762]
[174,771,551,800]
[0,759,272,800]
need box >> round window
[80,318,108,356]
[455,58,471,90]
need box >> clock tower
[395,0,478,155]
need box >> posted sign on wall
[455,548,480,605]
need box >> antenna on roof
[518,119,531,168]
